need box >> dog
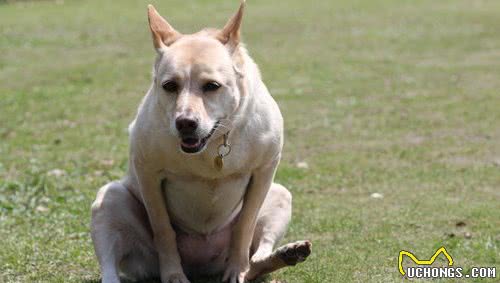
[91,2,311,283]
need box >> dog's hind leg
[246,183,311,280]
[91,181,158,283]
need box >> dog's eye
[202,81,221,93]
[162,81,179,93]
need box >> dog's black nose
[175,116,198,135]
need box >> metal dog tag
[214,155,224,171]
[214,132,231,171]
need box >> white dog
[91,2,311,283]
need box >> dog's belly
[174,215,236,276]
[162,172,250,234]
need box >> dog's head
[147,2,246,154]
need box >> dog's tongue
[181,137,201,148]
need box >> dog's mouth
[180,121,219,154]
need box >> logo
[398,247,496,279]
[399,247,453,276]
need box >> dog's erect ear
[217,1,245,52]
[148,4,181,50]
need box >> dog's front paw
[161,272,191,283]
[223,259,248,283]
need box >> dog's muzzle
[179,121,219,154]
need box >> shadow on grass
[82,275,269,283]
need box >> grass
[1,0,499,282]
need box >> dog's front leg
[134,165,190,283]
[223,157,280,283]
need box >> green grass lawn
[1,0,499,282]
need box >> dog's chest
[161,171,251,234]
